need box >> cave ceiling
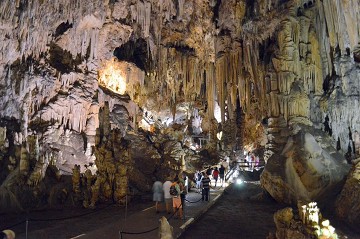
[0,0,359,157]
[1,0,360,216]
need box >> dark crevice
[346,143,352,163]
[54,21,73,38]
[259,38,275,65]
[322,69,338,95]
[113,38,151,73]
[166,44,196,56]
[334,45,341,58]
[81,132,88,152]
[245,0,256,18]
[297,7,304,16]
[346,47,351,56]
[212,0,222,27]
[323,115,332,136]
[218,28,231,37]
[336,137,341,151]
[0,117,21,133]
[348,127,353,141]
[354,44,360,62]
[48,43,82,74]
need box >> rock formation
[335,159,360,229]
[271,202,340,239]
[0,0,360,231]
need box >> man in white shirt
[163,178,172,214]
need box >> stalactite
[0,0,107,60]
[145,1,151,38]
[216,56,225,122]
[178,0,185,20]
[183,56,188,101]
[205,63,214,120]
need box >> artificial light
[98,58,127,94]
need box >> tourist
[212,167,219,187]
[245,152,251,171]
[152,178,164,213]
[255,155,260,170]
[219,165,225,185]
[222,157,229,171]
[206,166,212,177]
[250,154,255,172]
[195,170,203,193]
[163,177,172,214]
[171,176,183,219]
[194,170,199,185]
[201,172,211,201]
[178,172,187,210]
[183,173,189,194]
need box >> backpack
[169,183,178,196]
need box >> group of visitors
[152,173,187,219]
[193,171,211,201]
[152,159,231,218]
[193,162,228,201]
[245,152,260,171]
[195,164,227,188]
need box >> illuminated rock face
[261,124,350,204]
[0,0,359,217]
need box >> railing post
[25,218,28,239]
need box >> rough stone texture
[335,160,360,228]
[0,1,359,227]
[261,125,350,205]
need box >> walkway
[180,181,284,239]
[2,184,227,239]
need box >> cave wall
[0,0,359,223]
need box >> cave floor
[180,181,286,239]
[2,181,360,239]
[180,181,360,239]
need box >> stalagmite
[0,1,360,232]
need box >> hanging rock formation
[0,0,360,229]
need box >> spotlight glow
[98,58,126,94]
[236,178,243,184]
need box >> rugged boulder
[261,124,350,204]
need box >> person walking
[195,170,203,193]
[163,177,172,214]
[152,179,164,213]
[206,166,212,177]
[212,167,219,187]
[171,176,183,219]
[222,158,229,172]
[219,165,225,185]
[201,172,211,201]
[178,172,187,218]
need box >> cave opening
[212,0,222,27]
[113,38,152,73]
[323,115,332,136]
[54,21,73,38]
